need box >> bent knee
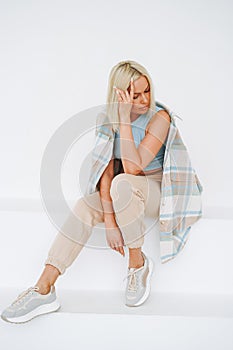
[110,173,134,200]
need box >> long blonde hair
[105,60,156,133]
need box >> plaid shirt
[85,101,203,264]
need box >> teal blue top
[113,104,167,171]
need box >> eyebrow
[133,84,150,94]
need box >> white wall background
[0,0,232,213]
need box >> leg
[35,264,60,294]
[1,191,110,323]
[109,173,161,268]
[128,247,145,268]
[35,191,105,294]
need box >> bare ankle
[128,254,144,269]
[35,264,60,295]
[128,248,144,268]
[35,283,52,295]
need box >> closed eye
[133,88,150,99]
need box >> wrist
[119,114,131,124]
[104,213,117,225]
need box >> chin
[138,106,149,111]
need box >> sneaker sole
[1,299,61,324]
[125,257,154,307]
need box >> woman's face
[127,75,151,115]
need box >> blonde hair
[105,60,156,133]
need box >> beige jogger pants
[44,171,162,275]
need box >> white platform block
[0,206,233,349]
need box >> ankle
[128,254,144,269]
[35,283,52,295]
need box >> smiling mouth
[139,105,148,109]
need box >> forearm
[119,123,142,174]
[99,173,117,226]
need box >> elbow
[122,159,143,175]
[123,166,142,176]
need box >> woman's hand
[113,78,134,123]
[105,223,125,257]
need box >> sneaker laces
[11,286,40,306]
[123,265,145,292]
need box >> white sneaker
[123,251,154,307]
[1,285,61,324]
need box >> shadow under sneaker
[123,251,154,307]
[1,285,61,324]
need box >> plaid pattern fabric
[85,101,203,264]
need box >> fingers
[119,246,125,257]
[113,86,132,103]
[124,89,131,101]
[130,77,134,100]
[113,86,124,101]
[112,245,125,256]
[116,89,127,102]
[123,78,134,102]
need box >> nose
[140,93,148,104]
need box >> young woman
[1,60,185,323]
